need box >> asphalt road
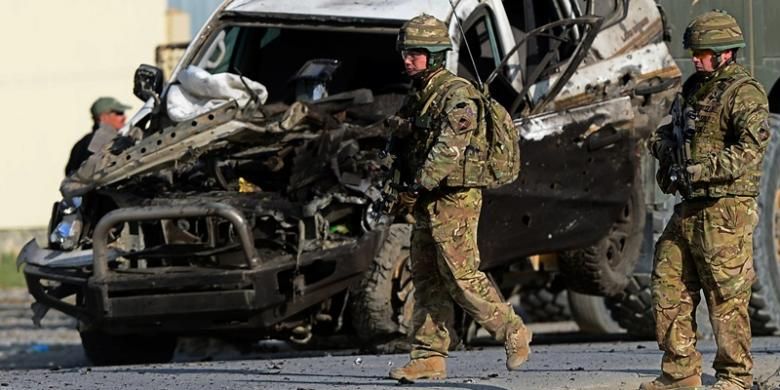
[2,338,780,390]
[2,289,780,390]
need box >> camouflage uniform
[646,11,771,390]
[398,68,526,359]
[388,15,529,379]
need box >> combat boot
[505,325,532,370]
[389,356,446,381]
[638,374,703,390]
[710,379,747,390]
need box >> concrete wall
[0,0,167,229]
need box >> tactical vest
[684,63,765,198]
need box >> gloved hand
[397,191,419,210]
[109,135,136,155]
[384,115,412,137]
[396,191,419,224]
[686,164,703,182]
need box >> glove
[397,191,419,210]
[686,164,703,183]
[384,115,412,137]
[109,136,136,155]
[396,191,419,224]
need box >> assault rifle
[376,125,416,224]
[666,94,697,198]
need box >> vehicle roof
[224,0,452,23]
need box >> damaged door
[477,0,641,268]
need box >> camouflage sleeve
[696,83,770,183]
[415,86,478,191]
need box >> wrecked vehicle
[19,0,775,365]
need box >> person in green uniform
[642,10,771,390]
[386,14,531,382]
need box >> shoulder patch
[447,105,476,132]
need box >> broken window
[574,0,618,18]
[504,0,582,80]
[194,25,407,104]
[458,8,519,110]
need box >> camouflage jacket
[649,63,770,198]
[395,68,484,191]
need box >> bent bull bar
[92,202,260,281]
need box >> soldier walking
[386,14,531,382]
[643,10,771,390]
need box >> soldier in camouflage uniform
[386,14,531,382]
[642,10,771,390]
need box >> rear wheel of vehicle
[606,273,718,339]
[80,330,177,366]
[567,291,624,334]
[350,224,415,347]
[604,274,655,338]
[559,180,645,297]
[750,113,780,335]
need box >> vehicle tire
[604,274,655,338]
[750,113,780,335]
[519,284,571,323]
[350,224,415,345]
[80,330,177,366]
[606,274,716,340]
[567,291,624,334]
[559,180,645,297]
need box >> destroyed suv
[21,0,779,365]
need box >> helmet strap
[714,49,737,70]
[713,52,723,69]
[427,51,446,69]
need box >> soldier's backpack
[476,86,521,188]
[424,77,521,189]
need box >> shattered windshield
[194,25,408,104]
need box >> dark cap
[90,97,131,117]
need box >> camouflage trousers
[408,188,525,359]
[652,196,758,388]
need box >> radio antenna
[448,0,484,90]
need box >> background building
[0,1,168,231]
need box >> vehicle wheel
[350,224,415,345]
[605,274,715,339]
[80,330,177,366]
[567,291,624,334]
[559,180,645,297]
[750,113,780,335]
[518,284,571,323]
[604,274,655,338]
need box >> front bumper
[20,203,385,335]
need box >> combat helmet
[397,14,452,69]
[397,14,452,53]
[683,10,745,52]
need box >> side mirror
[133,64,164,103]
